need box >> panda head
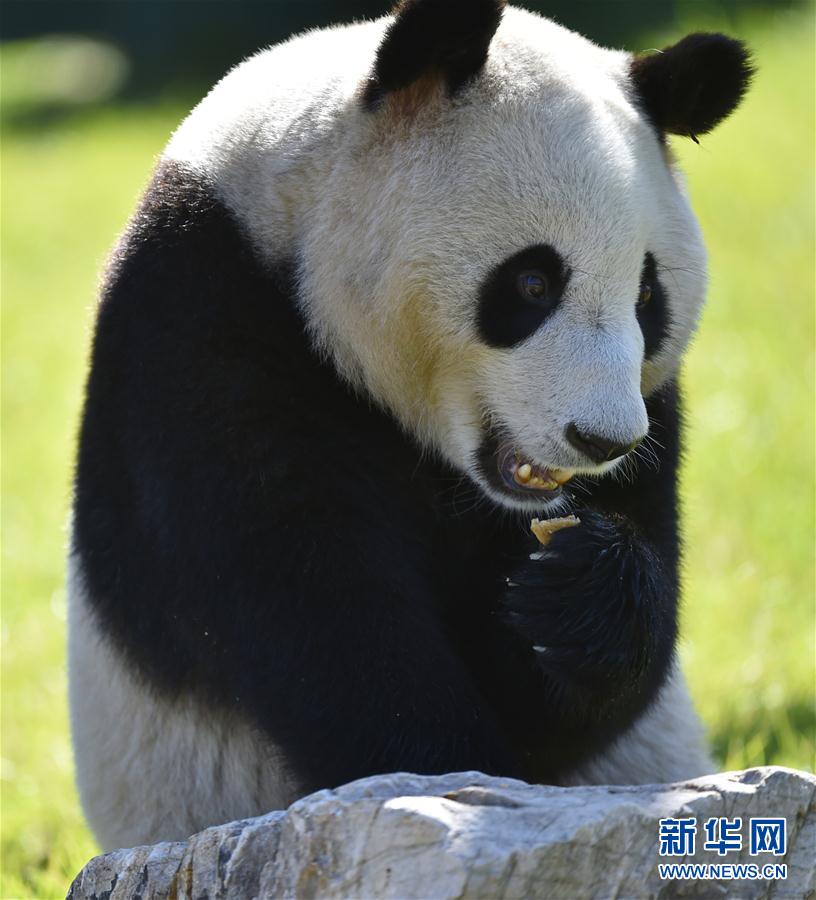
[298,0,752,511]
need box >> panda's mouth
[497,445,574,496]
[476,421,574,501]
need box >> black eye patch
[476,244,570,348]
[637,252,670,359]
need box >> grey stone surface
[67,766,815,899]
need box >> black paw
[502,510,676,707]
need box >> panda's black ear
[364,0,506,110]
[630,33,753,139]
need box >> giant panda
[68,0,752,851]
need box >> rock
[68,766,815,899]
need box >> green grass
[2,7,814,897]
[671,5,815,774]
[1,103,187,898]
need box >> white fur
[68,558,299,850]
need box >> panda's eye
[477,244,568,348]
[637,282,653,308]
[637,252,668,359]
[517,271,549,302]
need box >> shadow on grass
[709,697,815,772]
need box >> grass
[670,5,815,774]
[1,104,189,898]
[1,6,814,897]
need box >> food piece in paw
[530,515,581,547]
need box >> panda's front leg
[501,509,679,778]
[494,383,685,779]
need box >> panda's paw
[502,510,675,700]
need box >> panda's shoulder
[90,157,467,544]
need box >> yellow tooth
[550,468,575,486]
[541,481,558,491]
[516,463,532,484]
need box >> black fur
[74,162,681,794]
[638,251,670,358]
[476,244,570,348]
[363,0,505,109]
[498,509,676,772]
[630,33,753,139]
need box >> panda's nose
[565,422,644,463]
